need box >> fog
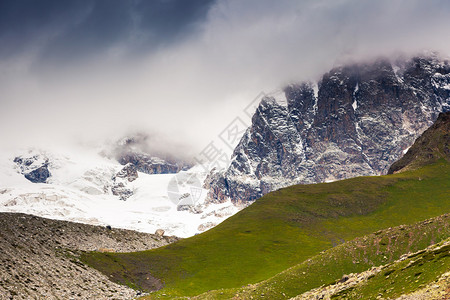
[1,0,450,158]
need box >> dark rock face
[206,54,450,203]
[14,155,51,183]
[24,165,51,183]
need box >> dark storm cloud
[0,0,214,64]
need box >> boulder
[155,229,165,237]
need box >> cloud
[1,0,450,157]
[0,0,214,63]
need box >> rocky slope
[206,54,450,203]
[388,111,450,174]
[0,212,177,299]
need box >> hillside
[82,159,450,298]
[319,238,450,299]
[0,213,177,299]
[292,237,450,299]
[388,111,450,174]
[195,213,450,299]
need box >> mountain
[206,54,450,203]
[388,111,450,174]
[3,55,447,239]
[3,116,448,299]
[2,57,449,300]
[0,147,237,238]
[82,114,450,298]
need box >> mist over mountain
[2,1,450,156]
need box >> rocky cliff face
[205,54,450,203]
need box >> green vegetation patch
[81,160,450,298]
[196,213,450,299]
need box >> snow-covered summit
[0,146,238,238]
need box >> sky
[1,0,450,157]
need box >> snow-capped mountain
[0,146,238,238]
[2,53,449,237]
[205,54,450,203]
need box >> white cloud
[1,0,450,157]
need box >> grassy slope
[196,213,450,299]
[81,159,450,298]
[331,238,450,299]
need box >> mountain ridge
[206,54,450,204]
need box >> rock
[110,164,138,200]
[113,135,189,175]
[177,205,203,214]
[14,154,51,183]
[388,111,450,174]
[155,229,165,237]
[110,133,192,174]
[98,248,115,253]
[115,163,138,182]
[111,183,133,201]
[198,222,216,232]
[338,275,350,283]
[177,204,191,211]
[206,54,450,204]
[24,165,51,183]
